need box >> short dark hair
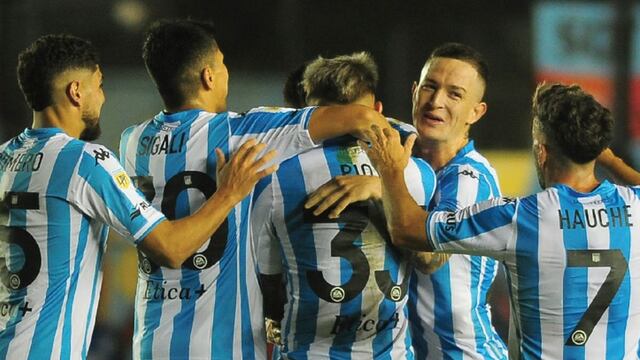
[282,62,308,108]
[427,42,488,92]
[17,34,99,111]
[142,19,218,109]
[532,83,613,164]
[303,52,378,106]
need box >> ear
[374,100,383,114]
[467,101,487,125]
[201,66,214,90]
[537,143,548,168]
[67,80,82,107]
[411,81,418,97]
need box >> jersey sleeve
[387,117,417,141]
[68,144,166,245]
[405,156,437,208]
[229,106,318,164]
[436,163,500,211]
[251,175,283,275]
[425,197,517,260]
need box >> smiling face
[411,57,486,147]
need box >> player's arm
[308,105,392,143]
[410,251,451,274]
[140,139,278,268]
[305,175,381,218]
[359,126,431,251]
[597,147,640,185]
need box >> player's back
[506,181,640,359]
[0,128,163,359]
[254,134,435,359]
[119,107,317,360]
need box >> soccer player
[252,52,437,358]
[119,20,393,359]
[305,43,507,359]
[0,34,277,359]
[364,83,640,359]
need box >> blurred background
[0,0,638,358]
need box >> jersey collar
[20,127,65,141]
[153,109,204,127]
[552,180,615,198]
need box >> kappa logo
[502,197,516,205]
[458,169,478,179]
[93,148,110,165]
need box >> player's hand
[359,125,416,177]
[410,251,451,274]
[305,176,381,218]
[215,139,278,203]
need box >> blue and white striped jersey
[119,107,317,360]
[407,141,508,359]
[426,181,640,360]
[252,124,437,359]
[0,128,165,360]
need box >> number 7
[565,249,628,346]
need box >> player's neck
[166,96,224,114]
[31,106,83,139]
[414,137,469,171]
[545,160,600,193]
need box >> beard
[79,113,101,141]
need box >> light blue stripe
[431,262,462,359]
[238,198,256,359]
[407,273,429,358]
[29,140,77,359]
[211,206,237,358]
[559,192,587,360]
[515,195,542,358]
[80,217,101,359]
[604,189,630,359]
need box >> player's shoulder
[386,117,416,137]
[408,156,436,177]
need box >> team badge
[113,171,131,190]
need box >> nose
[428,89,445,108]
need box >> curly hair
[17,34,99,111]
[532,83,613,164]
[143,19,218,109]
[303,52,378,106]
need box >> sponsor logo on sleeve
[113,171,131,190]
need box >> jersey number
[132,173,228,273]
[304,201,409,303]
[565,249,628,346]
[0,192,41,290]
